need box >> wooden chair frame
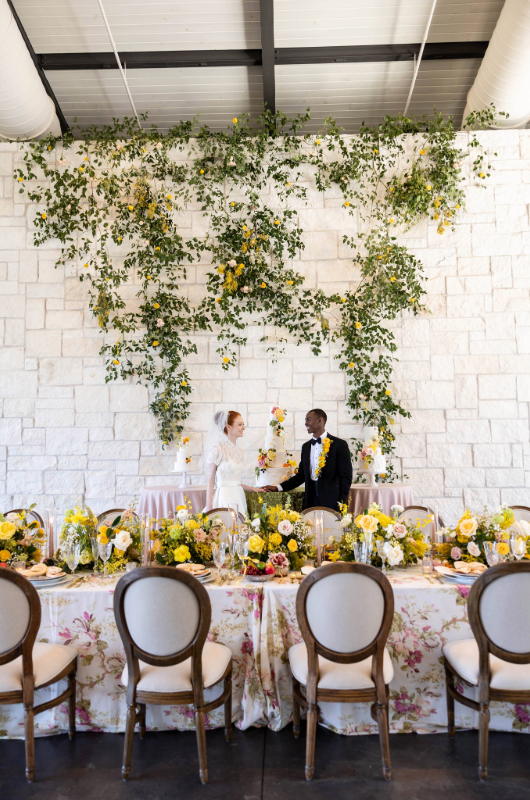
[96,508,139,524]
[302,506,341,519]
[509,505,530,520]
[293,562,394,781]
[113,567,232,784]
[204,507,246,525]
[5,508,45,527]
[444,561,530,780]
[0,569,76,783]
[401,505,445,529]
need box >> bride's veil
[202,410,228,471]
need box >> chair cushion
[0,643,77,693]
[443,638,530,691]
[121,641,232,693]
[288,642,394,691]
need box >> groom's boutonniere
[315,437,332,478]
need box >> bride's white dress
[208,438,247,516]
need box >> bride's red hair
[224,410,241,433]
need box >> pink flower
[451,547,462,561]
[270,552,289,568]
[392,523,407,539]
[194,529,206,542]
[467,541,480,557]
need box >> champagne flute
[98,541,114,578]
[510,535,526,561]
[90,536,99,574]
[226,533,238,578]
[376,539,388,572]
[212,541,227,580]
[64,541,81,576]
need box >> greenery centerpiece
[0,507,46,566]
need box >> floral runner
[1,569,528,739]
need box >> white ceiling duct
[463,0,530,129]
[0,0,61,140]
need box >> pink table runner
[348,482,414,517]
[137,485,207,519]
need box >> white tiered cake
[255,406,296,488]
[357,427,386,486]
[173,436,191,487]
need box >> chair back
[399,505,444,531]
[5,508,44,527]
[97,508,139,526]
[0,570,40,673]
[510,506,530,522]
[204,508,246,528]
[296,562,394,668]
[302,507,342,543]
[468,562,530,665]
[114,566,212,706]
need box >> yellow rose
[358,514,379,534]
[0,521,16,540]
[185,519,199,531]
[288,511,299,522]
[97,534,109,545]
[458,518,478,538]
[497,542,510,556]
[0,549,11,561]
[355,514,364,528]
[270,533,282,546]
[287,539,298,552]
[98,525,108,535]
[249,534,265,554]
[174,545,191,563]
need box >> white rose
[251,518,262,530]
[384,541,403,566]
[241,286,250,293]
[176,509,189,523]
[155,142,163,149]
[391,504,404,514]
[228,260,237,268]
[339,514,352,528]
[114,530,133,552]
[278,519,293,535]
[392,523,407,539]
[467,541,481,557]
[157,318,164,327]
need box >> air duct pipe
[463,0,530,129]
[0,0,61,140]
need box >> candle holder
[46,508,56,560]
[142,515,152,566]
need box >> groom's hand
[263,485,279,492]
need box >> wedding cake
[174,436,191,474]
[255,406,296,488]
[357,427,386,485]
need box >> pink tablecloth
[348,483,414,517]
[137,485,207,519]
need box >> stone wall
[0,130,529,523]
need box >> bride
[205,410,263,516]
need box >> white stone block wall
[0,132,529,525]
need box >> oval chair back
[0,569,40,673]
[399,505,444,533]
[302,506,342,543]
[509,506,530,523]
[97,508,139,526]
[5,508,44,527]
[204,508,246,529]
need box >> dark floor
[1,724,530,800]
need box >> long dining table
[1,567,527,739]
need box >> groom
[264,408,353,511]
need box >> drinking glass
[226,533,238,578]
[237,537,249,567]
[483,541,500,567]
[510,535,526,561]
[364,532,374,563]
[353,540,368,563]
[90,536,99,574]
[64,541,81,576]
[212,541,227,580]
[98,541,114,578]
[376,540,388,572]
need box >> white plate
[27,572,66,582]
[301,566,315,576]
[436,570,479,586]
[33,575,73,589]
[197,574,215,584]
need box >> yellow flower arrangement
[314,437,331,478]
[174,545,191,562]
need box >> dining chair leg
[292,679,301,739]
[24,705,35,783]
[137,704,146,739]
[444,662,455,737]
[478,703,490,781]
[305,703,318,781]
[224,671,232,743]
[68,667,77,740]
[122,704,136,781]
[195,709,209,784]
[376,702,392,781]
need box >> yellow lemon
[223,357,230,363]
[232,117,238,124]
[426,184,432,191]
[348,362,355,368]
[152,340,159,346]
[355,321,362,330]
[181,380,187,386]
[128,204,133,211]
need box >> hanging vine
[16,105,502,480]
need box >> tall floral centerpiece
[333,502,428,567]
[0,507,46,566]
[153,507,223,566]
[58,505,98,569]
[95,511,142,573]
[246,501,313,571]
[441,506,515,565]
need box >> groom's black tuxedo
[279,434,353,511]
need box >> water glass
[237,538,249,565]
[376,540,388,572]
[510,535,526,561]
[483,541,500,567]
[353,540,368,563]
[226,533,238,577]
[212,541,227,579]
[98,541,114,578]
[90,536,99,573]
[64,541,81,576]
[364,531,374,562]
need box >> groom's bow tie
[311,437,322,446]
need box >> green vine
[16,106,503,480]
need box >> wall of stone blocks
[0,130,528,524]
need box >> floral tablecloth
[1,569,528,739]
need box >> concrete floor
[1,724,529,800]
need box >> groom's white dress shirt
[276,431,328,490]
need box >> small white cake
[357,427,386,485]
[174,436,191,473]
[255,406,296,488]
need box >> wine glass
[376,540,388,572]
[90,536,99,574]
[510,535,526,561]
[226,533,238,578]
[483,541,499,567]
[237,537,249,571]
[64,541,81,576]
[211,541,227,580]
[98,541,114,578]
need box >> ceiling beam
[39,41,489,72]
[259,0,276,114]
[6,0,69,134]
